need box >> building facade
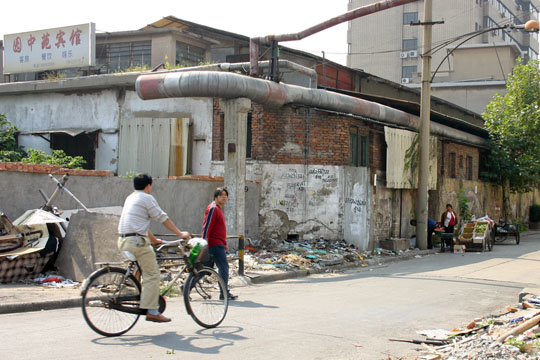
[347,0,539,113]
[0,16,505,249]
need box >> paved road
[3,234,539,360]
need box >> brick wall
[0,162,113,176]
[213,100,386,168]
[438,141,479,181]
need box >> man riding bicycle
[117,173,190,323]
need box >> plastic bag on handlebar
[188,237,209,263]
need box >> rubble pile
[237,238,411,272]
[414,297,540,359]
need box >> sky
[0,0,350,65]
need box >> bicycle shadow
[93,326,247,354]
[228,299,279,309]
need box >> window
[246,112,252,159]
[51,132,98,170]
[403,12,418,25]
[459,155,464,169]
[449,152,456,178]
[402,38,418,51]
[96,41,151,73]
[466,156,473,180]
[349,127,368,167]
[402,65,417,79]
[176,42,205,66]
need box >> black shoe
[220,293,238,300]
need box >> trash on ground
[412,296,540,359]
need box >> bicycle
[80,238,228,337]
[492,219,520,245]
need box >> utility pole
[416,0,433,250]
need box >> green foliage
[113,65,150,73]
[457,189,472,221]
[0,114,26,160]
[482,59,540,193]
[506,338,528,353]
[0,150,24,162]
[530,204,540,222]
[120,170,138,179]
[403,134,419,187]
[22,149,86,169]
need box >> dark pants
[208,245,230,292]
[427,225,436,249]
[445,225,454,234]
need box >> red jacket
[201,201,227,247]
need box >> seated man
[118,173,190,323]
[410,218,437,249]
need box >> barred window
[176,42,206,66]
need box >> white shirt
[444,211,455,227]
[118,190,168,235]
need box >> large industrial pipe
[249,0,420,75]
[136,71,485,146]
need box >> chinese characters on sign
[3,23,95,74]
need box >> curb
[0,249,444,314]
[0,298,81,315]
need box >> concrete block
[379,238,410,252]
[56,210,122,282]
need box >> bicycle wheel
[82,267,141,337]
[515,231,520,245]
[184,267,228,328]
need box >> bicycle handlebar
[156,239,186,252]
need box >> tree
[482,59,540,218]
[0,114,26,161]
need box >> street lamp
[431,19,540,83]
[416,17,539,250]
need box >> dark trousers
[444,225,454,234]
[208,245,230,292]
[427,225,436,249]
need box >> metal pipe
[152,60,318,88]
[249,0,420,75]
[136,71,486,146]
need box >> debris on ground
[231,238,421,274]
[411,295,540,359]
[32,272,79,287]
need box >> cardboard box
[454,245,466,254]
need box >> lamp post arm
[430,25,509,83]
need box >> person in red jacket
[201,187,238,300]
[441,203,457,234]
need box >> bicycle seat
[122,250,137,261]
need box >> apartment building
[347,0,539,113]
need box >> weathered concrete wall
[437,178,540,224]
[0,171,259,239]
[258,164,371,249]
[0,85,214,176]
[0,90,121,173]
[343,166,371,250]
[56,210,122,281]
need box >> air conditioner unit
[399,52,408,59]
[408,50,418,58]
[401,78,411,84]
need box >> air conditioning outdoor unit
[400,52,408,59]
[401,78,411,84]
[408,50,418,58]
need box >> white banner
[3,23,95,74]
